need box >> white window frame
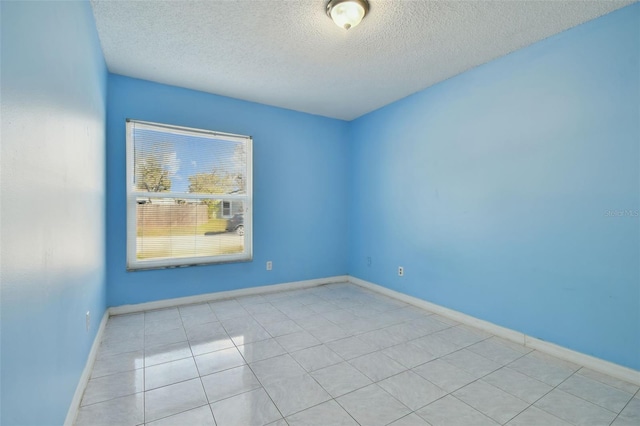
[126,119,253,270]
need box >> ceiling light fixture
[326,0,369,30]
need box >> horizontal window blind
[126,120,252,270]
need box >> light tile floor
[76,283,640,426]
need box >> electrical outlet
[398,266,404,277]
[86,311,90,332]
[366,257,372,266]
[266,261,272,271]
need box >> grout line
[609,388,639,425]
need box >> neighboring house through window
[126,119,252,270]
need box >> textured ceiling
[91,0,635,121]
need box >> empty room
[1,0,639,425]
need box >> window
[126,120,252,270]
[222,201,231,218]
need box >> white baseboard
[109,275,349,315]
[349,276,640,386]
[64,310,109,426]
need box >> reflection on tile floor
[76,283,640,426]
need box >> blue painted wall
[349,4,640,370]
[106,75,349,306]
[0,1,108,424]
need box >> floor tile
[387,413,432,426]
[378,370,447,410]
[411,334,461,357]
[81,369,144,406]
[366,311,405,329]
[275,330,321,352]
[577,368,639,395]
[326,336,378,360]
[194,347,245,376]
[441,349,501,376]
[294,314,335,331]
[416,395,499,426]
[144,378,208,422]
[263,292,294,302]
[210,306,250,321]
[221,317,261,333]
[295,294,327,306]
[261,319,304,337]
[612,397,640,426]
[145,327,187,349]
[336,384,411,426]
[263,373,331,416]
[145,307,180,322]
[407,316,451,334]
[209,300,249,319]
[250,353,307,384]
[210,388,282,426]
[145,341,193,367]
[283,305,317,320]
[103,324,144,342]
[341,317,384,334]
[244,302,278,315]
[237,338,287,363]
[184,321,226,342]
[75,393,144,426]
[201,365,261,403]
[413,359,479,392]
[91,350,144,378]
[146,405,215,426]
[349,351,406,381]
[229,326,273,346]
[467,338,529,365]
[382,341,437,369]
[271,298,302,310]
[311,361,373,397]
[144,317,183,335]
[506,406,572,426]
[383,322,433,341]
[308,324,351,342]
[144,357,199,390]
[508,351,577,386]
[348,305,382,318]
[252,311,289,325]
[429,314,460,326]
[236,294,267,306]
[307,301,339,314]
[286,400,358,426]
[290,344,343,372]
[432,325,488,348]
[189,335,235,356]
[357,328,406,350]
[535,389,617,425]
[179,302,213,317]
[453,380,529,424]
[482,366,552,404]
[98,336,145,358]
[558,373,634,412]
[386,306,429,322]
[323,309,360,325]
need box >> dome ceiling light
[326,0,370,30]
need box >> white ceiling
[91,0,635,121]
